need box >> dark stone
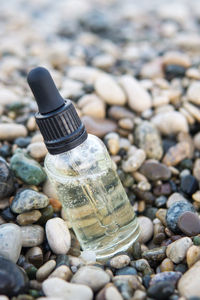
[1,207,15,221]
[179,159,193,171]
[132,242,141,260]
[143,274,151,289]
[153,183,172,196]
[150,271,182,286]
[134,188,155,204]
[0,157,15,199]
[181,175,199,196]
[144,207,158,220]
[193,236,200,246]
[178,211,200,236]
[80,10,109,33]
[140,162,171,181]
[0,256,28,296]
[147,281,174,300]
[165,64,186,80]
[163,139,176,154]
[174,263,187,274]
[38,205,54,225]
[56,254,70,268]
[155,196,167,208]
[0,144,11,158]
[115,267,137,276]
[166,201,196,233]
[14,137,31,148]
[142,246,166,263]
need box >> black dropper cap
[27,67,87,155]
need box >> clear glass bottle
[27,67,139,260]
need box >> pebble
[150,271,181,286]
[167,193,186,208]
[166,237,192,263]
[165,65,186,80]
[142,246,166,263]
[178,261,200,298]
[193,159,200,182]
[160,258,174,272]
[108,106,135,120]
[115,266,137,276]
[166,200,196,233]
[152,111,188,135]
[10,151,46,185]
[80,250,96,262]
[147,281,174,300]
[178,212,200,236]
[187,82,200,105]
[49,265,72,281]
[45,218,71,255]
[95,74,126,106]
[71,265,110,292]
[193,191,200,203]
[109,254,130,269]
[27,142,48,161]
[134,121,163,160]
[104,132,120,155]
[138,216,153,243]
[0,157,15,199]
[21,225,44,247]
[17,210,42,225]
[0,223,22,263]
[81,116,117,138]
[0,123,27,140]
[181,175,199,195]
[120,75,152,112]
[140,161,171,181]
[43,178,58,199]
[36,260,56,282]
[186,245,200,268]
[0,256,28,296]
[43,277,93,300]
[194,133,200,150]
[122,149,146,172]
[163,142,191,166]
[78,94,105,119]
[25,247,43,268]
[96,283,123,300]
[68,66,102,85]
[162,51,191,68]
[11,189,49,213]
[0,88,18,106]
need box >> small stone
[43,277,93,300]
[0,256,28,296]
[193,236,200,246]
[110,254,130,269]
[156,209,167,226]
[152,111,188,135]
[193,191,200,203]
[150,271,181,286]
[0,223,22,263]
[11,189,49,213]
[132,242,142,260]
[46,218,71,254]
[43,178,58,199]
[162,51,191,68]
[17,210,42,225]
[160,258,174,272]
[104,132,120,155]
[178,212,200,236]
[187,82,200,105]
[118,118,134,130]
[120,75,152,112]
[166,237,192,263]
[134,121,163,160]
[25,246,43,268]
[78,94,106,119]
[186,245,200,268]
[138,216,153,243]
[163,142,190,166]
[0,88,18,106]
[36,260,56,282]
[49,198,62,212]
[21,225,44,247]
[165,65,186,80]
[68,66,102,84]
[193,159,200,182]
[108,106,135,120]
[0,123,27,140]
[166,201,196,233]
[181,175,199,196]
[27,142,48,161]
[147,281,174,300]
[112,275,142,298]
[71,265,110,292]
[49,265,72,281]
[115,266,137,276]
[194,133,200,150]
[122,149,146,172]
[96,283,123,300]
[178,261,200,298]
[56,254,70,268]
[132,290,146,300]
[81,116,117,138]
[0,157,15,199]
[10,151,46,185]
[80,251,96,262]
[38,205,54,225]
[95,74,126,106]
[142,246,166,263]
[140,161,171,181]
[167,193,186,208]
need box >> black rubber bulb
[27,67,65,114]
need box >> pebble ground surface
[0,0,200,299]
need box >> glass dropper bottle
[27,67,139,260]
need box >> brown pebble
[81,116,117,138]
[49,198,62,212]
[160,258,174,272]
[178,212,200,236]
[186,245,200,268]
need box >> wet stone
[147,281,174,300]
[0,256,28,296]
[11,189,49,214]
[181,175,199,196]
[178,212,200,236]
[0,157,15,199]
[140,161,171,181]
[10,151,46,185]
[166,200,196,233]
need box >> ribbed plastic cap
[27,67,87,154]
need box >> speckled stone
[0,157,15,199]
[21,225,44,247]
[109,254,130,269]
[11,189,49,214]
[150,271,181,286]
[166,237,192,263]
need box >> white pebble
[0,123,27,140]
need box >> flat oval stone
[0,157,15,199]
[178,211,200,236]
[150,271,182,286]
[0,256,28,296]
[21,225,44,247]
[81,116,117,138]
[0,223,22,263]
[140,161,171,181]
[17,210,42,225]
[109,255,130,269]
[11,189,49,214]
[147,281,174,300]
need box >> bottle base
[94,222,140,261]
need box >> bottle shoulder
[44,134,112,179]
